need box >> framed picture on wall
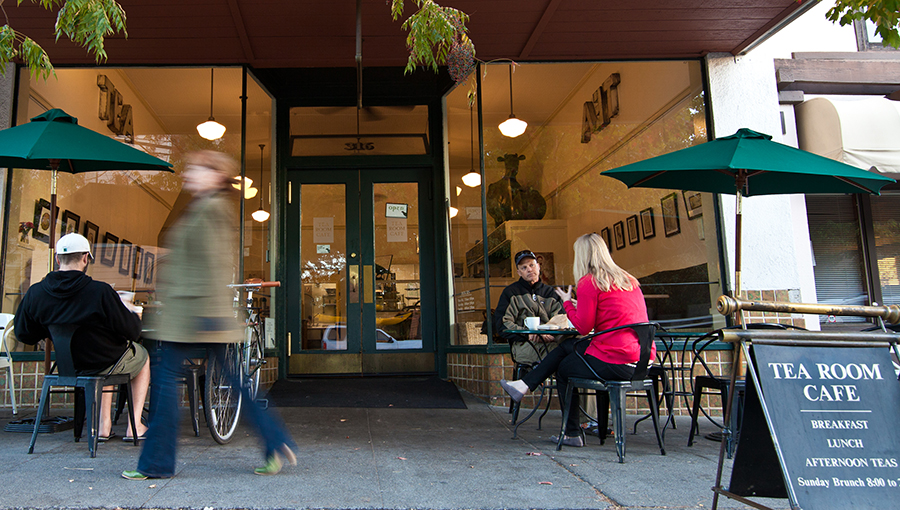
[661,192,681,237]
[143,251,156,284]
[32,198,57,243]
[600,227,612,250]
[132,246,143,280]
[683,190,703,219]
[100,233,118,267]
[118,239,133,276]
[640,207,656,239]
[626,215,640,245]
[83,221,99,264]
[613,221,626,250]
[60,210,80,237]
[659,193,681,237]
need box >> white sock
[510,380,529,394]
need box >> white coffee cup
[524,317,540,330]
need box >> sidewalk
[0,390,788,510]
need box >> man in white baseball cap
[55,232,94,260]
[14,233,150,442]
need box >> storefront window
[871,193,900,306]
[807,195,867,324]
[2,67,273,352]
[447,61,721,346]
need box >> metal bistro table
[506,328,704,439]
[505,328,578,437]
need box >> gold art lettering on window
[581,73,620,143]
[97,75,135,143]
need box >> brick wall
[742,289,808,329]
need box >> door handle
[349,265,359,304]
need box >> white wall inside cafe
[9,69,178,295]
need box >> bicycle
[203,280,280,444]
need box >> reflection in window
[446,61,721,346]
[2,67,273,352]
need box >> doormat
[5,416,75,433]
[264,376,467,409]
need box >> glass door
[286,168,434,374]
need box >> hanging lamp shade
[462,171,481,187]
[498,64,526,138]
[197,68,226,140]
[252,207,270,222]
[448,206,459,218]
[498,115,527,138]
[197,119,226,140]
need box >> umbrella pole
[734,190,744,328]
[45,165,59,377]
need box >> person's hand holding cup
[524,316,540,330]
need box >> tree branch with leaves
[826,0,900,48]
[391,0,475,83]
[0,0,127,79]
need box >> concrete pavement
[0,389,789,509]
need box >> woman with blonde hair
[124,151,297,480]
[500,233,653,446]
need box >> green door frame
[273,99,451,379]
[284,167,436,374]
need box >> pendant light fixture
[232,176,257,199]
[197,68,226,140]
[252,144,270,222]
[498,64,527,138]
[462,103,481,187]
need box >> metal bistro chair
[28,324,141,458]
[114,338,203,437]
[557,322,666,463]
[687,323,805,458]
[0,313,17,415]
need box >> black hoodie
[14,270,142,373]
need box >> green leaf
[392,0,475,74]
[20,37,54,80]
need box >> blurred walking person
[123,151,296,480]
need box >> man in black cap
[492,250,566,365]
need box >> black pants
[521,337,634,435]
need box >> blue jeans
[137,342,294,478]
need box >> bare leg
[125,359,151,438]
[100,386,114,437]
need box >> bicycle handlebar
[228,281,281,289]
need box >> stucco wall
[703,3,860,330]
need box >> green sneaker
[121,470,148,481]
[253,454,284,476]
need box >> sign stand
[710,296,900,510]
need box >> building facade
[3,1,877,411]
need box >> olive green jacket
[152,192,241,344]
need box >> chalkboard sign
[731,344,900,509]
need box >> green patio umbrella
[603,128,895,305]
[0,108,173,373]
[0,108,173,263]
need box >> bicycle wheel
[204,344,242,444]
[245,324,264,401]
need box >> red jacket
[563,274,653,365]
